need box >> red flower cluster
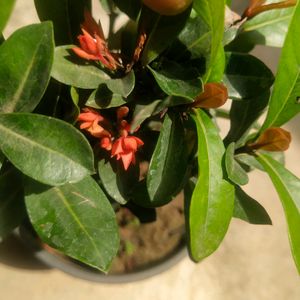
[78,107,143,170]
[72,10,119,70]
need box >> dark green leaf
[256,153,300,274]
[113,0,141,20]
[261,1,300,130]
[0,23,54,113]
[52,46,110,89]
[148,60,203,101]
[106,70,135,97]
[0,151,5,170]
[34,0,91,45]
[140,5,192,65]
[0,0,15,33]
[0,167,25,238]
[25,176,119,272]
[233,186,272,225]
[193,0,225,81]
[86,84,127,109]
[0,113,94,186]
[98,159,139,205]
[130,100,162,132]
[146,112,188,206]
[188,109,234,261]
[231,4,294,49]
[223,52,274,101]
[225,143,249,185]
[224,91,270,146]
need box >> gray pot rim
[17,226,187,284]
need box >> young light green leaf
[234,186,272,225]
[223,52,274,101]
[0,113,94,186]
[256,153,300,274]
[34,0,91,45]
[225,143,249,185]
[25,176,119,272]
[0,0,15,33]
[52,46,110,89]
[261,1,300,130]
[148,60,203,101]
[0,23,54,113]
[188,109,234,261]
[140,5,191,65]
[193,0,225,81]
[230,3,294,49]
[0,167,25,238]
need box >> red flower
[111,135,144,170]
[72,10,118,70]
[77,108,111,138]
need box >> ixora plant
[0,0,300,275]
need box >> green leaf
[0,151,5,170]
[52,46,110,89]
[148,60,203,101]
[256,153,300,274]
[0,113,94,186]
[188,109,234,261]
[230,4,294,49]
[86,84,127,109]
[0,0,15,33]
[233,186,272,225]
[0,23,54,113]
[113,0,141,20]
[193,0,225,81]
[140,5,192,65]
[106,70,135,97]
[225,143,249,185]
[224,91,270,146]
[0,167,25,238]
[25,176,119,272]
[261,1,300,130]
[146,112,188,206]
[34,0,91,45]
[98,159,139,205]
[223,52,274,101]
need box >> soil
[110,194,185,274]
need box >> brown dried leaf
[193,83,228,109]
[249,127,291,151]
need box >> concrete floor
[1,1,300,299]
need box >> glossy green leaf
[0,167,25,238]
[0,113,94,186]
[148,61,203,101]
[98,159,139,205]
[0,151,5,170]
[223,52,274,101]
[225,143,249,185]
[34,0,91,45]
[0,23,54,113]
[231,4,294,49]
[188,109,234,261]
[86,84,127,109]
[224,91,270,146]
[140,5,192,65]
[0,0,15,33]
[106,70,135,97]
[193,0,225,81]
[233,186,272,225]
[256,153,300,274]
[52,46,110,89]
[261,1,300,130]
[143,112,188,206]
[25,176,119,272]
[113,0,141,20]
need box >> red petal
[121,152,134,170]
[123,137,138,151]
[111,138,124,157]
[72,47,100,61]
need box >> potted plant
[0,0,299,280]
